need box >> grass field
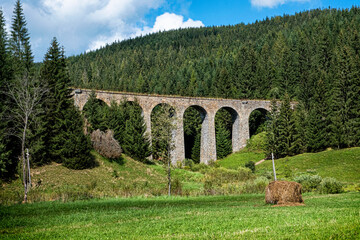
[0,193,359,239]
[256,147,360,183]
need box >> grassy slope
[217,151,265,169]
[0,193,359,239]
[256,148,360,183]
[0,152,203,205]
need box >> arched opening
[249,108,269,138]
[82,93,109,132]
[183,106,206,163]
[215,107,238,159]
[151,103,176,161]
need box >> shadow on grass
[107,155,125,165]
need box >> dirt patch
[265,181,304,206]
[255,159,265,165]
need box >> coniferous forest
[1,2,360,183]
[68,7,360,159]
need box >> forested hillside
[68,7,360,102]
[69,7,360,159]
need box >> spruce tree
[0,8,12,178]
[266,99,280,158]
[216,123,232,159]
[330,31,360,148]
[9,0,33,75]
[41,38,94,169]
[83,91,108,132]
[191,132,201,163]
[215,109,233,159]
[122,105,151,161]
[277,93,298,157]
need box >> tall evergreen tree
[122,104,151,162]
[329,31,360,148]
[9,0,33,75]
[0,8,14,178]
[277,93,298,157]
[215,123,232,159]
[41,38,94,169]
[215,109,233,158]
[266,99,280,158]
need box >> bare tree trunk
[26,148,31,188]
[22,119,28,203]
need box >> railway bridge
[73,89,271,164]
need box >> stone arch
[248,108,269,138]
[215,107,240,158]
[183,105,208,163]
[82,96,109,133]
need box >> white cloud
[1,0,203,60]
[87,12,204,52]
[151,12,204,32]
[251,0,309,8]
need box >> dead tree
[4,75,47,203]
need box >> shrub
[171,178,183,196]
[191,163,210,173]
[319,177,343,194]
[245,131,267,152]
[91,129,123,159]
[245,161,255,173]
[184,159,194,168]
[203,167,253,187]
[294,174,322,192]
[243,177,269,194]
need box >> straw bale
[265,181,304,206]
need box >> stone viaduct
[72,89,271,165]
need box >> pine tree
[215,123,232,159]
[41,38,94,169]
[0,8,13,178]
[122,104,151,161]
[215,109,232,159]
[277,93,298,157]
[266,99,280,158]
[191,132,201,163]
[9,0,33,75]
[329,31,360,148]
[83,91,108,132]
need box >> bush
[91,129,123,159]
[319,177,343,194]
[184,159,194,168]
[243,177,269,194]
[191,163,210,173]
[294,174,322,192]
[245,161,255,173]
[171,178,183,196]
[203,167,252,195]
[245,131,267,152]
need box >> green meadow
[1,193,359,239]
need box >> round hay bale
[265,181,304,206]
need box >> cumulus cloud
[87,12,204,52]
[250,0,309,8]
[3,0,202,61]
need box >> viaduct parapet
[72,89,271,165]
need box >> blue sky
[1,0,359,62]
